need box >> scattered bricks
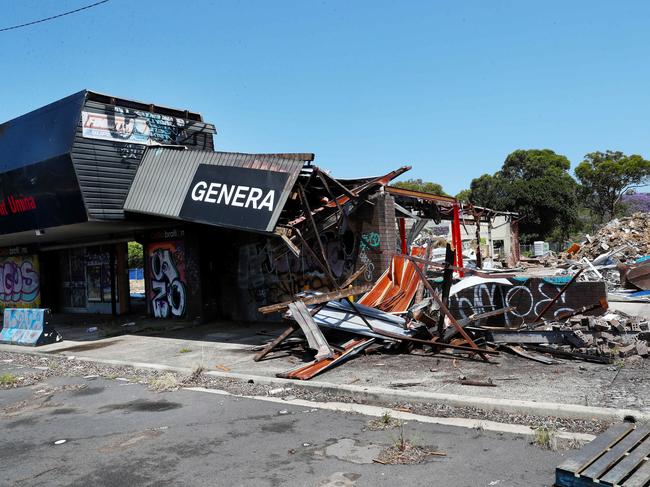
[593,322,611,332]
[638,331,650,343]
[609,320,625,334]
[586,316,598,329]
[576,330,593,347]
[566,330,591,348]
[597,332,616,343]
[627,322,643,333]
[636,341,649,357]
[618,344,637,358]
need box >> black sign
[0,155,87,235]
[179,164,290,232]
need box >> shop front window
[58,246,118,309]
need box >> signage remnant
[179,164,290,233]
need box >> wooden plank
[253,325,297,362]
[257,283,372,314]
[581,427,650,480]
[601,428,650,485]
[340,265,367,288]
[555,470,605,487]
[288,302,333,360]
[410,263,490,362]
[557,423,636,476]
[622,458,650,487]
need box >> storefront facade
[0,91,400,323]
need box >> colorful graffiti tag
[0,308,46,345]
[359,231,380,281]
[147,241,187,318]
[0,255,40,313]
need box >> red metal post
[451,203,464,277]
[398,218,407,254]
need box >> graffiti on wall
[238,230,359,305]
[359,232,380,281]
[0,308,46,345]
[448,278,606,326]
[147,241,187,318]
[82,108,188,146]
[0,255,40,313]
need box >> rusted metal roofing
[123,148,305,233]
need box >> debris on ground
[241,188,650,380]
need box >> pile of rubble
[483,311,650,364]
[249,173,650,379]
[251,247,650,379]
[569,213,650,262]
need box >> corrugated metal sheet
[70,95,215,221]
[124,148,304,232]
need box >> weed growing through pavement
[0,373,17,386]
[533,425,558,451]
[179,348,191,354]
[374,423,446,464]
[189,364,206,382]
[367,411,403,431]
[148,373,179,392]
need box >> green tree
[393,178,446,196]
[468,149,579,241]
[455,188,472,202]
[575,151,650,222]
[127,241,144,269]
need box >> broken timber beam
[257,283,373,315]
[371,329,500,356]
[288,301,334,360]
[254,324,298,362]
[410,260,491,362]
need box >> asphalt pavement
[0,362,565,487]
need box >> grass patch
[533,425,558,451]
[0,373,17,386]
[188,364,205,382]
[148,373,179,392]
[374,424,446,464]
[367,411,403,431]
[179,348,191,354]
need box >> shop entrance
[52,244,128,314]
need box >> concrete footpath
[1,322,648,423]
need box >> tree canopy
[575,151,650,222]
[393,178,446,196]
[468,149,579,241]
[127,241,144,269]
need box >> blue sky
[1,0,648,195]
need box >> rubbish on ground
[457,378,496,387]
